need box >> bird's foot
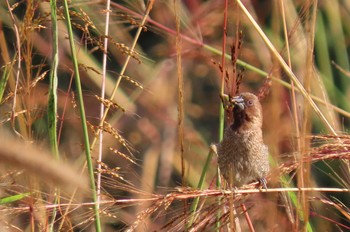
[259,178,268,190]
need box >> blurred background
[0,0,349,231]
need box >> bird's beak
[231,95,245,110]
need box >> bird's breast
[217,127,265,185]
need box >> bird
[215,92,269,188]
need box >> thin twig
[89,0,155,152]
[236,0,337,136]
[279,0,299,228]
[5,0,21,137]
[97,0,111,213]
[174,0,186,224]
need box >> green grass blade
[0,192,31,205]
[0,65,10,103]
[62,1,101,231]
[188,149,214,226]
[269,155,313,232]
[48,0,59,160]
[48,1,60,231]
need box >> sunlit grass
[0,0,349,231]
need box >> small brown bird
[216,92,269,188]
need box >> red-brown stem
[57,72,74,144]
[310,211,350,230]
[242,203,255,232]
[231,2,240,97]
[221,0,228,96]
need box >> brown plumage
[216,92,269,188]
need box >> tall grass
[0,0,349,231]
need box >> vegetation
[0,0,349,231]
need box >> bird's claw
[259,178,268,190]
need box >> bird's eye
[246,100,253,106]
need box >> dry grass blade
[1,0,349,230]
[236,0,337,135]
[0,132,88,192]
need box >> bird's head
[230,92,263,131]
